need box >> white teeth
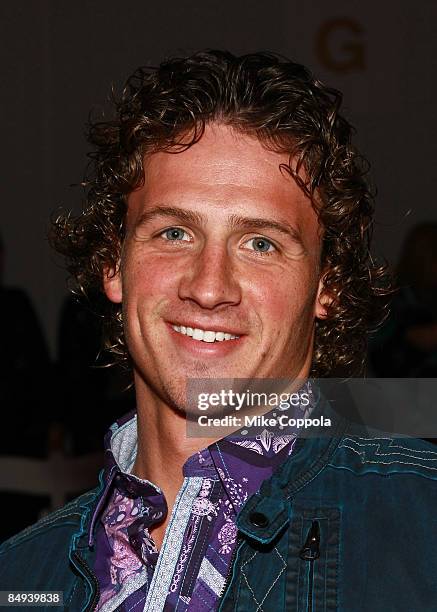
[203,331,216,343]
[171,325,240,343]
[192,328,203,340]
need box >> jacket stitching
[0,518,81,552]
[326,463,437,479]
[253,546,286,611]
[0,489,100,551]
[341,437,437,458]
[342,436,437,455]
[241,549,285,612]
[241,551,264,612]
[241,570,263,611]
[339,443,437,470]
[66,577,79,606]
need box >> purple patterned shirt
[91,385,314,611]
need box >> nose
[178,242,242,310]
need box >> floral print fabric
[93,384,314,611]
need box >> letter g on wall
[316,18,365,73]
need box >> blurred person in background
[57,290,134,455]
[0,233,52,539]
[370,222,437,377]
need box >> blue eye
[249,237,275,253]
[163,228,189,241]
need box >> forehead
[128,123,319,240]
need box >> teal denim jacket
[1,395,437,611]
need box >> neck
[131,373,217,508]
[131,360,312,506]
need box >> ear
[315,274,333,320]
[103,263,123,304]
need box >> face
[104,123,328,413]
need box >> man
[1,50,437,611]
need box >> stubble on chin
[160,359,215,417]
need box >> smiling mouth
[171,324,240,343]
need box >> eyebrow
[135,205,304,245]
[135,206,204,228]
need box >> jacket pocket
[286,506,340,612]
[299,520,321,612]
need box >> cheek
[122,255,179,349]
[123,253,178,303]
[247,266,317,325]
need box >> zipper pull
[299,520,320,561]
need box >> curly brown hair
[51,49,390,377]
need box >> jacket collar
[236,385,348,544]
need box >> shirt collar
[209,380,315,510]
[89,381,315,544]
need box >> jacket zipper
[71,550,100,612]
[217,534,244,607]
[299,520,320,612]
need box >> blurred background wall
[2,0,437,356]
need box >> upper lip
[167,321,245,335]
